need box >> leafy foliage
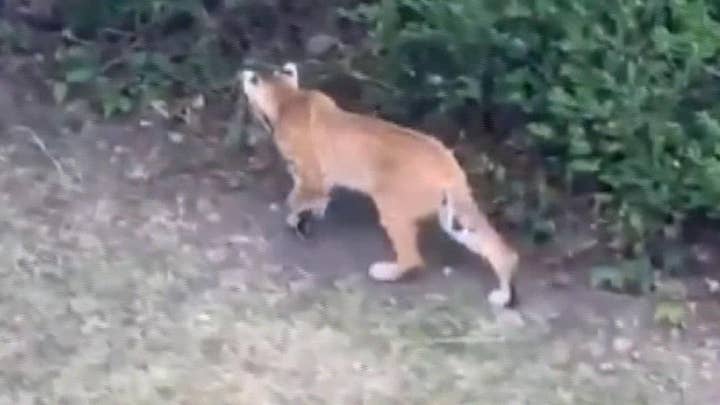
[653,300,688,329]
[35,0,245,117]
[0,19,31,53]
[590,258,654,295]
[352,0,720,256]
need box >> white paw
[285,211,300,228]
[368,262,405,281]
[488,288,511,307]
[310,202,328,219]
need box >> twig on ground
[304,57,401,94]
[7,125,73,188]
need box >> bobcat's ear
[240,70,259,90]
[278,61,299,87]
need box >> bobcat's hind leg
[369,200,424,281]
[439,190,519,307]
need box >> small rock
[196,312,212,322]
[191,94,205,109]
[442,266,453,277]
[598,362,615,373]
[168,131,185,144]
[693,244,713,263]
[126,163,150,181]
[269,203,280,212]
[427,74,443,85]
[705,277,720,294]
[306,33,338,56]
[139,119,153,128]
[612,337,633,354]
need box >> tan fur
[240,62,520,307]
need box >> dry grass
[0,134,711,405]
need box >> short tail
[438,187,478,245]
[437,186,520,307]
[438,189,462,238]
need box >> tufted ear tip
[281,62,298,75]
[239,70,260,90]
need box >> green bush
[43,0,243,117]
[353,0,720,253]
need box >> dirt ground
[0,58,719,404]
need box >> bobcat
[240,62,519,307]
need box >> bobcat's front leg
[285,163,330,236]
